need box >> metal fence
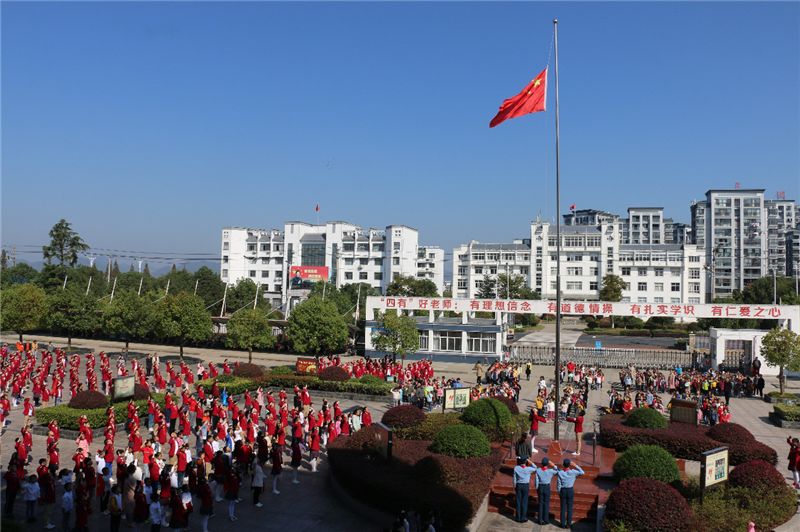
[509,345,693,369]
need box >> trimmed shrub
[395,413,463,440]
[624,408,667,429]
[430,425,490,458]
[461,398,514,442]
[358,374,385,386]
[68,390,108,409]
[727,440,778,466]
[613,444,680,484]
[729,460,786,492]
[268,365,295,375]
[318,365,351,382]
[600,415,718,460]
[382,404,426,429]
[232,363,264,378]
[706,423,755,444]
[773,403,800,421]
[36,394,166,430]
[692,484,797,531]
[133,384,151,400]
[493,395,520,415]
[605,478,693,532]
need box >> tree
[476,274,497,299]
[340,282,380,320]
[385,275,438,297]
[226,278,272,314]
[193,266,226,311]
[226,308,275,363]
[153,293,212,359]
[42,219,89,267]
[0,263,40,288]
[103,291,153,351]
[761,328,800,395]
[743,275,799,305]
[600,274,626,328]
[372,311,419,364]
[45,290,101,347]
[308,282,352,316]
[496,273,536,299]
[0,249,7,269]
[286,298,348,355]
[0,283,47,341]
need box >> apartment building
[221,222,445,308]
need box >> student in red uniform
[290,440,302,485]
[566,403,585,456]
[529,407,548,453]
[788,437,800,488]
[309,427,321,473]
[270,444,283,495]
[223,468,240,522]
[197,477,214,532]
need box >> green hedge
[395,413,463,440]
[773,404,800,421]
[430,424,491,458]
[767,391,800,399]
[461,398,514,442]
[196,371,394,397]
[35,394,166,430]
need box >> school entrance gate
[364,295,800,368]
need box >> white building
[452,218,706,307]
[765,198,797,276]
[220,222,445,308]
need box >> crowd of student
[316,354,434,385]
[1,345,383,531]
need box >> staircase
[487,439,617,525]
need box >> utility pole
[138,276,144,297]
[253,282,260,309]
[194,279,199,295]
[110,277,118,303]
[220,283,229,317]
[165,278,171,297]
[85,275,93,296]
[62,275,68,290]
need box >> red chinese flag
[315,203,320,212]
[489,67,548,128]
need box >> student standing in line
[535,457,557,526]
[557,459,585,529]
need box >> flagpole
[552,17,562,450]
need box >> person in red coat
[270,445,282,495]
[529,407,547,453]
[788,437,800,488]
[566,403,585,456]
[362,406,373,427]
[223,469,240,521]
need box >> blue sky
[2,1,798,269]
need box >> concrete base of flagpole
[547,440,563,456]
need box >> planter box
[768,411,800,429]
[764,395,800,405]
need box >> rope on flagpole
[545,25,555,69]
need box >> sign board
[366,296,797,321]
[112,376,135,401]
[701,447,729,490]
[669,398,699,425]
[595,340,602,350]
[443,388,471,410]
[290,266,329,287]
[295,357,318,375]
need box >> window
[301,243,326,267]
[621,267,631,276]
[689,256,700,262]
[393,257,400,266]
[275,257,283,264]
[589,281,598,290]
[261,258,268,264]
[520,267,529,275]
[654,283,664,292]
[359,272,368,280]
[587,236,601,247]
[475,267,484,274]
[419,334,429,351]
[393,242,401,251]
[566,254,583,262]
[589,267,598,276]
[670,268,681,276]
[457,266,467,276]
[689,297,701,304]
[638,268,647,276]
[223,255,229,264]
[654,297,664,303]
[222,269,228,277]
[689,268,700,279]
[638,282,647,291]
[467,333,496,353]
[273,244,282,252]
[345,272,353,280]
[357,243,369,252]
[261,244,269,251]
[566,281,582,290]
[624,282,631,290]
[249,270,256,278]
[374,272,383,280]
[671,282,681,292]
[223,242,229,250]
[566,267,583,275]
[637,297,647,303]
[489,267,497,275]
[247,244,256,252]
[621,296,630,303]
[261,271,269,278]
[344,258,354,266]
[689,283,700,294]
[372,244,384,252]
[435,331,462,352]
[503,253,515,261]
[487,253,500,261]
[654,268,664,277]
[670,298,680,303]
[343,243,354,252]
[472,253,485,261]
[359,258,369,266]
[457,279,467,289]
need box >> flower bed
[35,393,166,430]
[328,425,504,531]
[599,415,777,465]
